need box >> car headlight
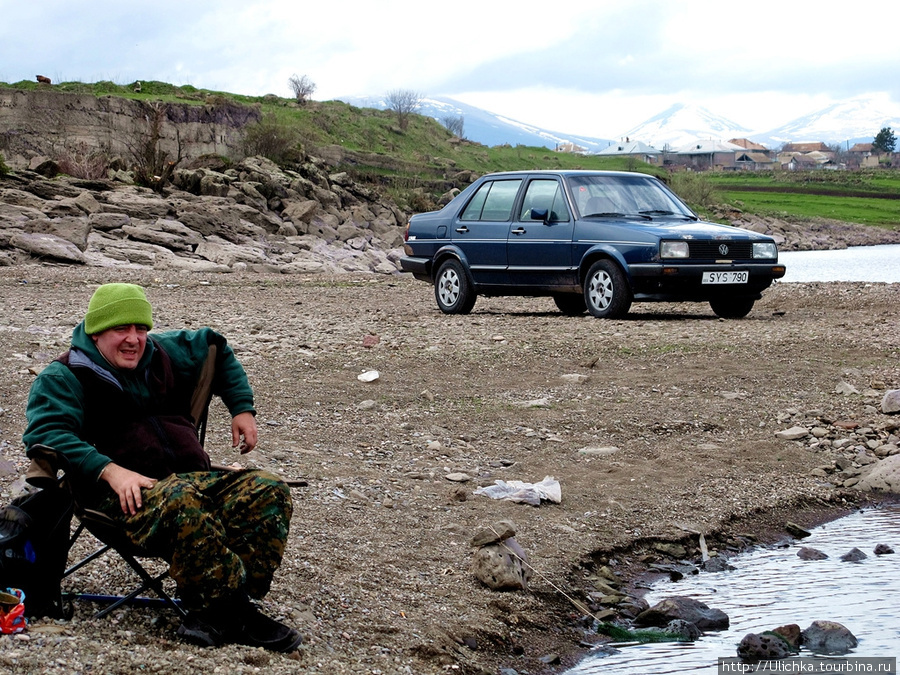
[752,242,778,259]
[660,241,689,258]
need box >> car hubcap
[588,271,613,310]
[438,270,460,306]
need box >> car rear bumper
[400,256,432,281]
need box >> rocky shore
[0,267,897,674]
[0,154,410,274]
[4,156,900,281]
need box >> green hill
[2,79,900,232]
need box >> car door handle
[455,226,469,233]
[511,228,526,235]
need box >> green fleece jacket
[23,323,255,483]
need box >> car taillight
[403,222,410,241]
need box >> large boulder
[635,596,729,630]
[9,232,86,263]
[471,536,531,591]
[882,390,900,414]
[801,620,857,655]
[855,455,900,493]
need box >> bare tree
[288,74,316,106]
[124,102,183,192]
[441,114,465,138]
[385,89,423,131]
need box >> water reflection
[566,506,900,674]
[779,244,900,283]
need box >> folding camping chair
[23,343,222,620]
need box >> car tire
[553,294,586,316]
[709,297,755,318]
[584,259,632,319]
[434,259,476,314]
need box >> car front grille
[689,240,752,259]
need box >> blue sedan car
[400,170,785,319]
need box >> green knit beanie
[84,283,154,335]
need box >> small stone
[776,426,809,440]
[839,547,867,562]
[785,522,812,538]
[835,380,860,395]
[881,389,900,414]
[470,520,517,547]
[797,546,828,560]
[444,472,471,483]
[874,543,894,555]
[578,446,619,456]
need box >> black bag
[0,486,73,619]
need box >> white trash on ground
[473,476,561,506]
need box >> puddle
[566,506,900,674]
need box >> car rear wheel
[553,294,586,316]
[584,259,632,319]
[434,259,476,314]
[709,297,755,318]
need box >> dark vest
[58,340,211,481]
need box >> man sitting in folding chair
[22,283,301,653]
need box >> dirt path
[0,267,896,674]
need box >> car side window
[460,180,522,222]
[519,179,570,222]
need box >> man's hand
[100,463,157,516]
[232,411,258,454]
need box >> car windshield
[567,174,696,220]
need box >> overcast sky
[2,0,898,138]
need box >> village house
[595,139,661,163]
[669,140,744,170]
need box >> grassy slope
[3,79,899,230]
[707,170,900,229]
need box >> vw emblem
[718,244,729,256]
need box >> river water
[563,244,900,674]
[778,244,900,283]
[566,506,900,674]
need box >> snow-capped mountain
[755,97,900,148]
[617,103,752,150]
[337,94,899,153]
[337,95,612,152]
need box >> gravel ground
[0,267,897,674]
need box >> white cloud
[1,0,898,137]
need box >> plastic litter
[0,588,27,634]
[474,476,561,506]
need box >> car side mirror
[530,208,550,224]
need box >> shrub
[0,152,9,177]
[667,170,719,210]
[242,112,302,164]
[55,143,109,179]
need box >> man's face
[91,324,148,370]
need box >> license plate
[702,271,748,284]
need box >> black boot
[233,603,303,652]
[176,594,302,652]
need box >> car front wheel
[709,297,755,318]
[584,260,632,319]
[434,259,476,314]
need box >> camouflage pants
[96,469,292,610]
